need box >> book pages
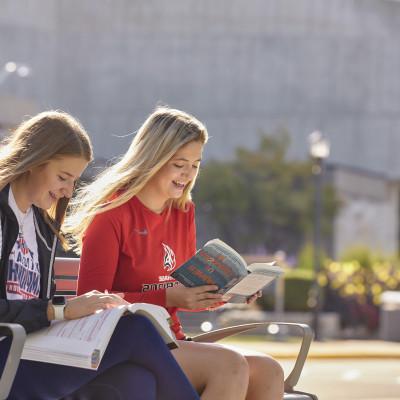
[22,307,124,369]
[21,303,176,369]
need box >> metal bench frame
[55,257,318,400]
[0,323,26,400]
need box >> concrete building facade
[1,0,400,256]
[330,166,399,256]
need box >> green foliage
[194,162,249,246]
[284,274,314,311]
[257,269,314,312]
[297,241,329,271]
[339,245,386,270]
[322,258,400,330]
[324,259,400,307]
[194,130,339,254]
[297,242,314,271]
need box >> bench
[0,324,26,400]
[55,257,318,400]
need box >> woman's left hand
[246,290,262,304]
[63,290,129,320]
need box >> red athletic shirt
[77,196,196,339]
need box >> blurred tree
[194,161,249,247]
[194,131,339,255]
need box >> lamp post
[308,131,330,341]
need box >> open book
[21,303,176,370]
[171,239,283,303]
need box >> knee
[111,314,169,352]
[251,356,284,383]
[118,314,160,338]
[269,357,284,382]
[218,348,249,381]
[100,364,157,400]
[122,313,153,329]
[129,367,157,399]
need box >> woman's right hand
[166,284,224,309]
[63,290,129,320]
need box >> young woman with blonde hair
[66,106,284,400]
[0,111,200,400]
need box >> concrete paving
[222,338,400,359]
[284,359,400,400]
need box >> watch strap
[53,304,65,320]
[52,297,66,321]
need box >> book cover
[171,239,283,302]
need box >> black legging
[0,314,199,400]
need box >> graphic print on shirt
[141,243,178,292]
[6,232,40,299]
[142,278,178,292]
[162,242,176,272]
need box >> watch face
[52,296,66,306]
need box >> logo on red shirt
[162,243,176,272]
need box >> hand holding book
[60,290,128,321]
[171,239,284,304]
[166,284,224,309]
[244,290,263,304]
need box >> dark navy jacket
[0,185,57,333]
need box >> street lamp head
[308,130,330,160]
[4,62,17,73]
[3,62,31,77]
[17,65,31,78]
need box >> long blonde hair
[0,110,92,241]
[65,106,208,252]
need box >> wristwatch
[52,296,66,320]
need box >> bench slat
[54,257,80,296]
[54,258,80,276]
[55,280,77,291]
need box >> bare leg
[172,340,249,400]
[245,355,284,400]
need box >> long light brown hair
[0,110,92,244]
[65,106,208,253]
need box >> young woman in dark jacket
[0,111,199,400]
